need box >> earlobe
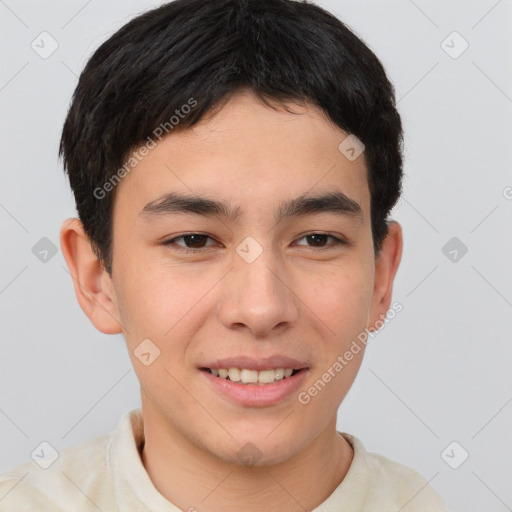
[59,218,123,335]
[368,221,403,330]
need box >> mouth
[200,367,304,385]
[199,359,310,407]
[200,368,306,386]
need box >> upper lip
[201,355,309,371]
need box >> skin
[60,89,402,511]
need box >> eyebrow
[139,191,363,224]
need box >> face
[68,89,401,466]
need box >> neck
[139,400,353,511]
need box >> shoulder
[0,430,113,512]
[342,433,449,511]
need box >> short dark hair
[59,0,403,276]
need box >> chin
[207,431,304,468]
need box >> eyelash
[162,232,348,254]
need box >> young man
[0,0,449,510]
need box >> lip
[201,355,309,371]
[201,367,310,407]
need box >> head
[60,0,403,466]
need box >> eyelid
[163,233,219,251]
[162,232,348,253]
[293,232,348,248]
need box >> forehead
[113,90,370,222]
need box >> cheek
[311,261,374,343]
[300,266,372,415]
[113,257,179,342]
[114,268,196,398]
[114,257,216,355]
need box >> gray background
[1,0,511,510]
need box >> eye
[163,233,217,253]
[294,233,347,249]
[162,232,348,254]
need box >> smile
[200,367,309,407]
[205,367,296,385]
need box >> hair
[59,0,403,276]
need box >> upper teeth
[210,368,294,384]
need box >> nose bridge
[239,244,281,298]
[218,238,299,336]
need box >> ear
[60,218,123,335]
[368,220,403,331]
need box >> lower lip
[201,369,309,407]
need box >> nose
[217,246,300,338]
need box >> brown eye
[295,233,346,249]
[163,233,217,252]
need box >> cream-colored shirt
[0,408,448,511]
